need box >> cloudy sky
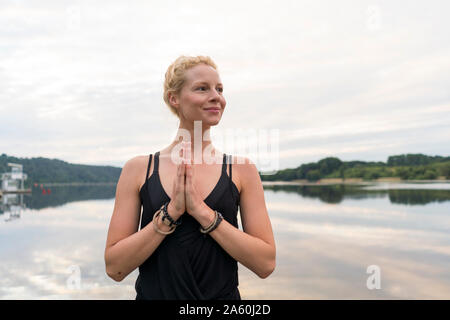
[1,0,449,172]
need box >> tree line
[0,153,121,188]
[259,153,450,182]
[2,152,449,187]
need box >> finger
[180,141,186,163]
[185,164,193,186]
[181,142,186,164]
[181,159,186,182]
[177,156,186,187]
[178,158,184,176]
[185,162,189,178]
[184,142,191,164]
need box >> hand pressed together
[167,141,207,220]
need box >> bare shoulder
[231,156,260,193]
[122,155,148,174]
[120,155,151,192]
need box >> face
[170,64,226,126]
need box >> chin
[204,118,220,126]
[202,117,220,127]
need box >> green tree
[423,169,437,180]
[318,157,342,176]
[306,169,320,181]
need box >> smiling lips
[204,107,220,113]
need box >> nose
[209,88,222,102]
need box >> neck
[165,121,220,164]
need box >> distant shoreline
[33,182,117,187]
[31,179,450,187]
[262,178,450,186]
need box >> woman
[104,55,276,300]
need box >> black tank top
[136,151,241,300]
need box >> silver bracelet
[152,209,176,235]
[199,210,223,234]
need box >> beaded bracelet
[199,210,223,234]
[152,209,176,235]
[161,202,182,227]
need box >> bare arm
[104,156,175,282]
[194,158,276,278]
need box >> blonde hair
[163,55,218,118]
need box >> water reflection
[1,182,450,299]
[1,184,116,223]
[0,193,25,222]
[0,199,137,299]
[263,183,450,205]
[25,184,116,210]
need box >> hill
[259,153,450,182]
[0,153,121,188]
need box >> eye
[196,86,223,93]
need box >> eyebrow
[192,81,223,86]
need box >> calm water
[1,182,450,299]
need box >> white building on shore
[1,163,27,191]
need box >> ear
[169,91,180,109]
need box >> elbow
[105,256,125,282]
[257,246,276,279]
[106,266,125,282]
[105,247,126,282]
[258,259,276,279]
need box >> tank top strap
[145,154,153,180]
[228,154,232,180]
[222,153,227,173]
[226,153,238,206]
[154,151,160,174]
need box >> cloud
[1,0,449,169]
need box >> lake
[1,182,450,299]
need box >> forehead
[184,64,221,85]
